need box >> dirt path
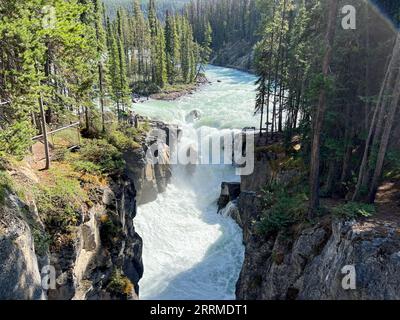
[374,179,400,224]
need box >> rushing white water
[133,65,258,300]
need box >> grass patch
[0,170,13,205]
[332,202,375,219]
[34,166,88,249]
[52,128,80,148]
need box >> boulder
[217,182,241,212]
[185,110,201,123]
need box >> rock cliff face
[210,39,255,73]
[123,122,177,205]
[0,121,173,300]
[235,201,400,300]
[218,140,400,300]
[45,180,143,300]
[0,193,44,300]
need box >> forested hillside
[103,0,190,17]
[187,0,261,71]
[250,0,399,211]
[0,0,209,163]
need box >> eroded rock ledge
[235,207,400,300]
[0,121,174,300]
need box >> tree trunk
[99,62,105,133]
[353,33,400,201]
[367,69,400,202]
[259,84,265,136]
[39,93,50,170]
[85,106,90,131]
[324,160,337,196]
[309,0,338,216]
[340,104,353,185]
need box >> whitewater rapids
[133,65,258,300]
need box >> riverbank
[149,74,210,101]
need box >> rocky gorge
[218,136,400,300]
[0,121,175,300]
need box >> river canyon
[133,65,257,300]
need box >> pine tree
[309,0,339,215]
[165,11,179,84]
[155,20,168,87]
[93,0,108,132]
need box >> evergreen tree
[165,11,180,84]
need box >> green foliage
[0,170,13,205]
[79,139,125,175]
[32,228,52,256]
[332,202,375,219]
[106,129,141,151]
[107,269,134,297]
[72,160,102,175]
[0,121,34,160]
[132,82,161,96]
[100,214,123,248]
[256,183,308,235]
[34,168,86,236]
[385,149,400,179]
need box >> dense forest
[0,0,210,164]
[103,0,190,16]
[186,0,400,211]
[1,0,399,219]
[187,0,261,70]
[248,0,400,212]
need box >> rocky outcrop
[123,122,177,205]
[236,214,400,300]
[210,39,255,73]
[49,122,175,300]
[0,121,173,300]
[234,137,400,300]
[45,181,142,300]
[0,192,44,300]
[217,182,241,213]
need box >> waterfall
[133,65,257,300]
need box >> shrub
[132,81,161,96]
[100,214,123,248]
[385,149,400,179]
[79,139,125,175]
[32,228,52,256]
[107,269,134,297]
[256,184,308,236]
[72,160,101,175]
[107,129,141,151]
[332,202,375,219]
[0,170,12,204]
[34,168,86,237]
